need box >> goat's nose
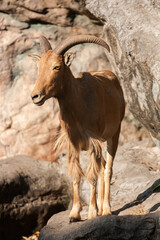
[31,92,45,106]
[31,94,39,101]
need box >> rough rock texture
[1,140,160,239]
[39,210,160,240]
[84,0,160,145]
[0,0,95,26]
[39,140,160,239]
[0,155,71,240]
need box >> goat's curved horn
[40,36,52,53]
[53,35,110,55]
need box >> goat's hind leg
[68,146,83,222]
[103,126,121,215]
[97,155,105,216]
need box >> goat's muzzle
[31,94,45,106]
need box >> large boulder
[0,155,71,240]
[39,210,160,240]
[84,0,160,146]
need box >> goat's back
[76,70,125,140]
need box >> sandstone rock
[84,0,160,145]
[0,155,71,240]
[0,0,96,27]
[111,140,160,215]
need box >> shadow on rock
[113,178,160,215]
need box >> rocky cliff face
[85,0,160,146]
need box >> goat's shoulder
[89,70,122,90]
[89,70,117,81]
[75,71,115,84]
[76,70,116,79]
[75,70,120,92]
[76,72,94,82]
[89,70,124,100]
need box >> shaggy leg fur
[88,181,97,219]
[86,146,102,219]
[68,145,83,221]
[103,151,113,215]
[69,180,82,222]
[103,126,121,215]
[97,156,105,216]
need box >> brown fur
[30,48,125,220]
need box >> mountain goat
[29,35,125,222]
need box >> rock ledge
[39,210,160,240]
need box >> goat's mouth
[32,95,46,106]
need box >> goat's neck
[57,68,83,123]
[57,68,89,150]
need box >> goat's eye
[53,66,61,70]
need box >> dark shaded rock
[39,210,160,240]
[0,155,71,240]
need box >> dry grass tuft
[22,232,39,240]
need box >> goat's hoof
[69,218,80,223]
[98,211,103,216]
[102,210,112,215]
[88,208,98,220]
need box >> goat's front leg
[68,146,83,222]
[69,179,82,222]
[103,126,120,215]
[88,180,97,219]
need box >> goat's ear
[64,52,74,67]
[28,54,41,63]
